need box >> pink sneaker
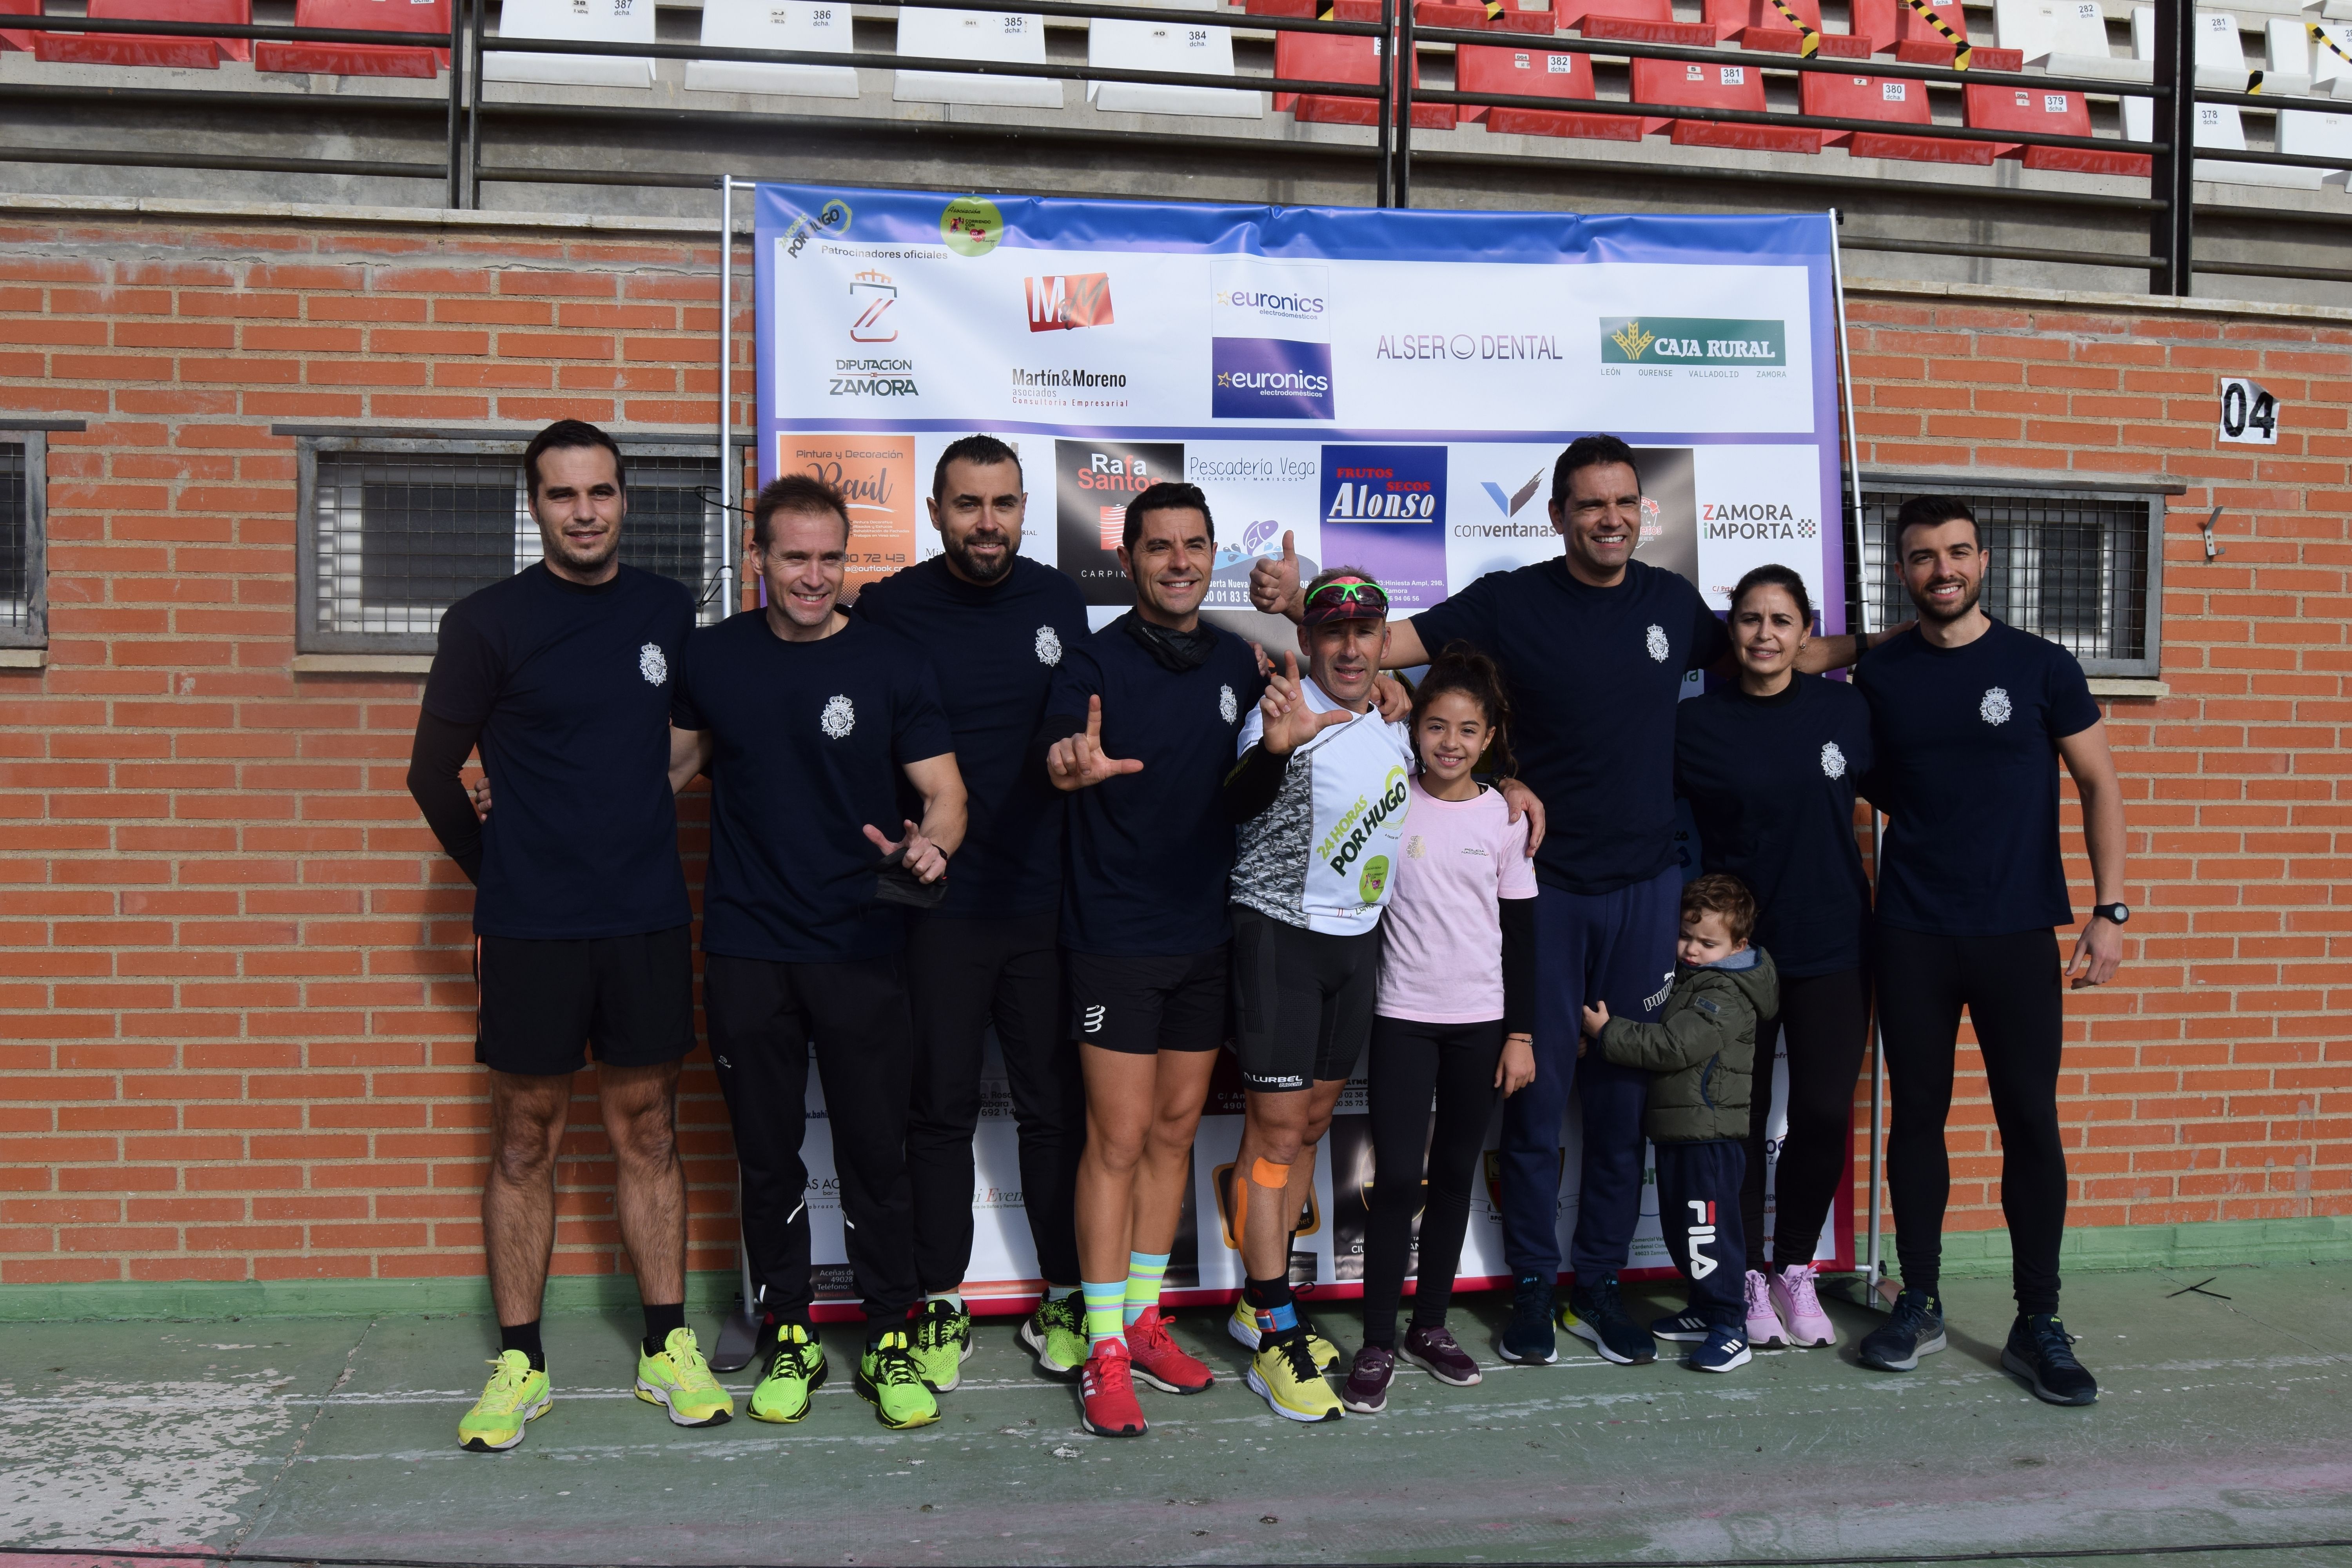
[1770,1262,1838,1348]
[1743,1269,1788,1349]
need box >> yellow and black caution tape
[1765,0,1822,56]
[2313,21,2352,72]
[1317,0,1336,17]
[2245,67,2263,93]
[1902,0,1970,68]
[1484,0,1506,21]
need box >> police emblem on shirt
[1035,625,1063,666]
[820,694,856,738]
[1980,687,2013,727]
[1820,741,1847,779]
[1219,684,1238,724]
[638,642,668,686]
[1644,624,1670,663]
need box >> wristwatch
[2090,902,2130,926]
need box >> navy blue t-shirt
[421,563,693,940]
[671,612,955,964]
[1042,616,1267,958]
[1676,674,1875,978]
[852,555,1093,921]
[1412,557,1730,896]
[1856,617,2102,937]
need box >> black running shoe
[1499,1274,1557,1365]
[1563,1278,1656,1366]
[1856,1287,1945,1372]
[2002,1313,2098,1406]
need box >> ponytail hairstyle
[1410,641,1517,780]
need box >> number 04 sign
[2219,377,2280,445]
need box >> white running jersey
[1230,676,1414,936]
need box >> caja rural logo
[1601,317,1787,367]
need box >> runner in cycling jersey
[1221,568,1414,1423]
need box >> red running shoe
[1125,1305,1214,1395]
[1080,1339,1147,1438]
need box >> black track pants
[1361,1015,1504,1347]
[1741,966,1873,1270]
[704,951,919,1325]
[904,910,1084,1292]
[1874,923,2068,1316]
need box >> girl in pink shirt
[1341,646,1539,1414]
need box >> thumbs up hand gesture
[1248,530,1304,622]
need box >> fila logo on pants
[1686,1200,1719,1279]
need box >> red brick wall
[0,209,2343,1291]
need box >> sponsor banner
[753,184,1851,1313]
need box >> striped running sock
[1123,1251,1171,1328]
[1082,1279,1127,1350]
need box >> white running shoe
[1770,1262,1838,1348]
[1743,1269,1789,1349]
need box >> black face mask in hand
[1120,610,1217,673]
[873,842,947,909]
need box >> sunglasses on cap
[1302,577,1389,622]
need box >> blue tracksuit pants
[1502,864,1682,1283]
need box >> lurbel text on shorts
[1011,367,1129,388]
[1374,334,1562,361]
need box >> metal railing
[3,0,2345,293]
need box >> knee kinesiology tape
[1251,1157,1292,1189]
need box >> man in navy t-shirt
[407,419,731,1452]
[1252,433,1876,1370]
[1852,495,2128,1408]
[670,474,966,1434]
[1036,481,1264,1439]
[851,435,1096,1390]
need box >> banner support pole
[717,176,742,621]
[1376,0,1394,206]
[1828,209,1891,1308]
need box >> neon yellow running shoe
[748,1323,827,1424]
[1226,1297,1341,1371]
[856,1330,941,1430]
[911,1298,973,1392]
[635,1326,734,1428]
[1018,1288,1088,1380]
[458,1350,550,1453]
[1248,1332,1345,1424]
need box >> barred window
[0,435,45,649]
[1856,480,2164,679]
[296,439,730,654]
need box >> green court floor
[2,1262,2348,1566]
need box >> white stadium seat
[1088,17,1260,117]
[2131,6,2253,87]
[2123,94,2323,183]
[1997,0,2154,78]
[2263,15,2311,92]
[2316,19,2352,93]
[893,8,1063,108]
[686,0,859,97]
[2278,104,2352,183]
[486,0,654,88]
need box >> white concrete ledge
[291,653,432,675]
[2087,677,2170,699]
[0,647,45,669]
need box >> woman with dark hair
[1340,644,1539,1414]
[1672,564,1875,1353]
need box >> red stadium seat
[0,0,38,51]
[1630,55,1822,150]
[1459,42,1641,138]
[1801,69,1991,162]
[1850,0,1969,61]
[1566,0,1713,46]
[31,0,251,66]
[254,0,448,78]
[1274,29,1457,127]
[1416,0,1558,32]
[1963,81,2149,173]
[1701,0,1872,54]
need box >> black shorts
[1229,904,1380,1094]
[1065,946,1229,1056]
[475,924,695,1076]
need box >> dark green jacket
[1597,948,1779,1143]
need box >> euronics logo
[1601,317,1786,367]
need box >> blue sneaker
[1563,1277,1657,1366]
[1686,1324,1751,1373]
[1649,1306,1711,1343]
[2002,1314,2098,1406]
[1857,1287,1945,1373]
[1499,1274,1557,1365]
